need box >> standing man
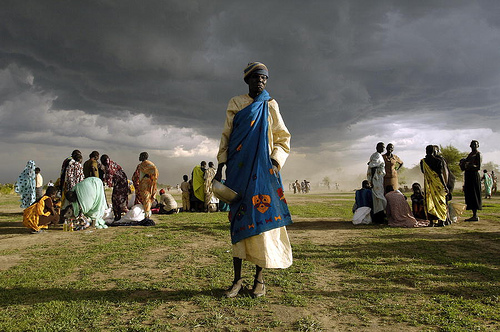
[83,151,100,178]
[367,142,387,223]
[180,175,191,212]
[294,180,301,193]
[35,167,44,200]
[460,140,482,221]
[132,152,159,219]
[191,161,206,211]
[204,162,218,212]
[215,62,292,298]
[383,143,403,193]
[491,170,497,194]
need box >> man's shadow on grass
[0,286,234,306]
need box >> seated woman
[385,185,429,228]
[23,186,59,233]
[352,180,373,225]
[410,183,427,220]
[65,177,108,229]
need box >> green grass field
[0,190,499,331]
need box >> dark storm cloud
[2,0,500,184]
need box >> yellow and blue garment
[225,90,292,244]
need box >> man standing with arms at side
[35,167,44,200]
[367,142,387,224]
[215,62,292,298]
[204,162,218,211]
[180,175,191,212]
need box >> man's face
[377,143,385,153]
[386,144,394,153]
[248,73,268,95]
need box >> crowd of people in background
[290,179,310,194]
[15,139,496,234]
[14,148,228,233]
[353,140,491,227]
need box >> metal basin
[212,180,241,204]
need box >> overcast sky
[2,0,500,189]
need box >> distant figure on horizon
[294,180,301,194]
[367,142,387,224]
[482,169,492,199]
[492,170,497,194]
[383,143,403,193]
[460,140,482,222]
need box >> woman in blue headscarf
[15,160,37,208]
[215,62,292,298]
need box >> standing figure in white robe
[367,142,387,223]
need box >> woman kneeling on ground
[23,186,60,234]
[65,177,108,229]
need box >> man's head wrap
[244,62,269,83]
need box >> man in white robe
[367,142,387,223]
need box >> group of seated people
[22,176,185,233]
[23,177,109,233]
[352,180,461,227]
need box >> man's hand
[214,163,225,182]
[271,159,280,176]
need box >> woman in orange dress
[132,152,159,218]
[23,187,59,233]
